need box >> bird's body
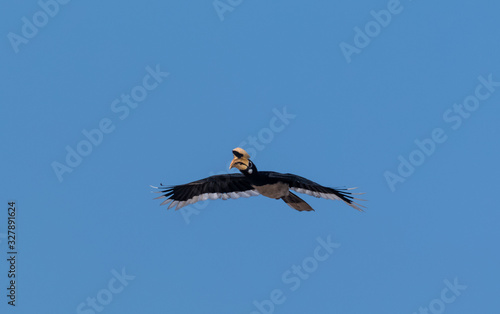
[153,148,365,212]
[253,179,289,199]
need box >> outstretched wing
[152,174,259,210]
[267,172,366,211]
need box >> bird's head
[229,147,251,171]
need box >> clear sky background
[1,1,499,313]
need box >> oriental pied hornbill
[152,148,365,212]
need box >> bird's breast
[253,182,289,199]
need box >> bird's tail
[282,192,314,212]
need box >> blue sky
[1,0,499,313]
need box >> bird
[152,147,365,212]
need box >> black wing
[152,174,259,210]
[266,172,365,211]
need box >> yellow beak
[229,157,249,170]
[229,147,251,170]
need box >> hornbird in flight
[152,148,365,212]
